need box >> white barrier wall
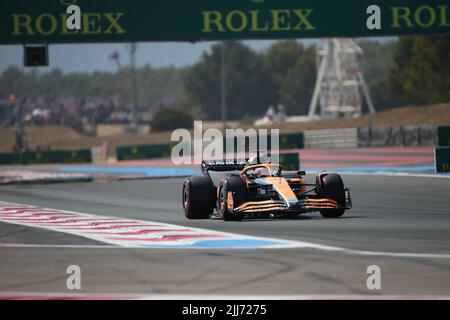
[304,128,358,149]
[303,125,436,149]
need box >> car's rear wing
[201,160,247,174]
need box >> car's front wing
[234,198,342,214]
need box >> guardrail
[0,149,92,165]
[302,125,438,149]
[113,124,445,163]
[116,143,172,161]
[437,125,450,147]
[358,125,436,147]
[279,133,304,149]
[279,153,300,171]
[435,125,450,173]
[116,133,305,162]
[435,147,450,173]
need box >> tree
[136,65,188,107]
[359,40,398,111]
[260,40,318,115]
[184,41,276,120]
[389,36,450,105]
[262,40,305,106]
[359,40,396,85]
[279,45,316,115]
[151,106,193,132]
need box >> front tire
[218,176,246,221]
[183,175,215,219]
[318,173,346,218]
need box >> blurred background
[0,36,449,159]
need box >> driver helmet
[254,168,264,177]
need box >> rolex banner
[0,0,449,44]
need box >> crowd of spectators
[0,95,154,130]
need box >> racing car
[182,157,352,221]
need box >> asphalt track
[0,174,450,297]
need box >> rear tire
[183,175,215,219]
[218,176,246,221]
[318,173,346,218]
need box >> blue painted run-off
[306,165,444,174]
[57,164,449,178]
[139,239,289,249]
[57,165,199,177]
[321,165,435,172]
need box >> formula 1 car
[182,157,352,221]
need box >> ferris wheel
[308,38,376,119]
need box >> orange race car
[182,157,352,221]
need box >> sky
[0,39,321,74]
[0,40,281,74]
[0,38,394,74]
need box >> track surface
[0,174,450,296]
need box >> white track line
[340,171,450,179]
[1,201,450,258]
[0,201,318,249]
[0,292,449,300]
[303,170,450,179]
[1,242,450,259]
